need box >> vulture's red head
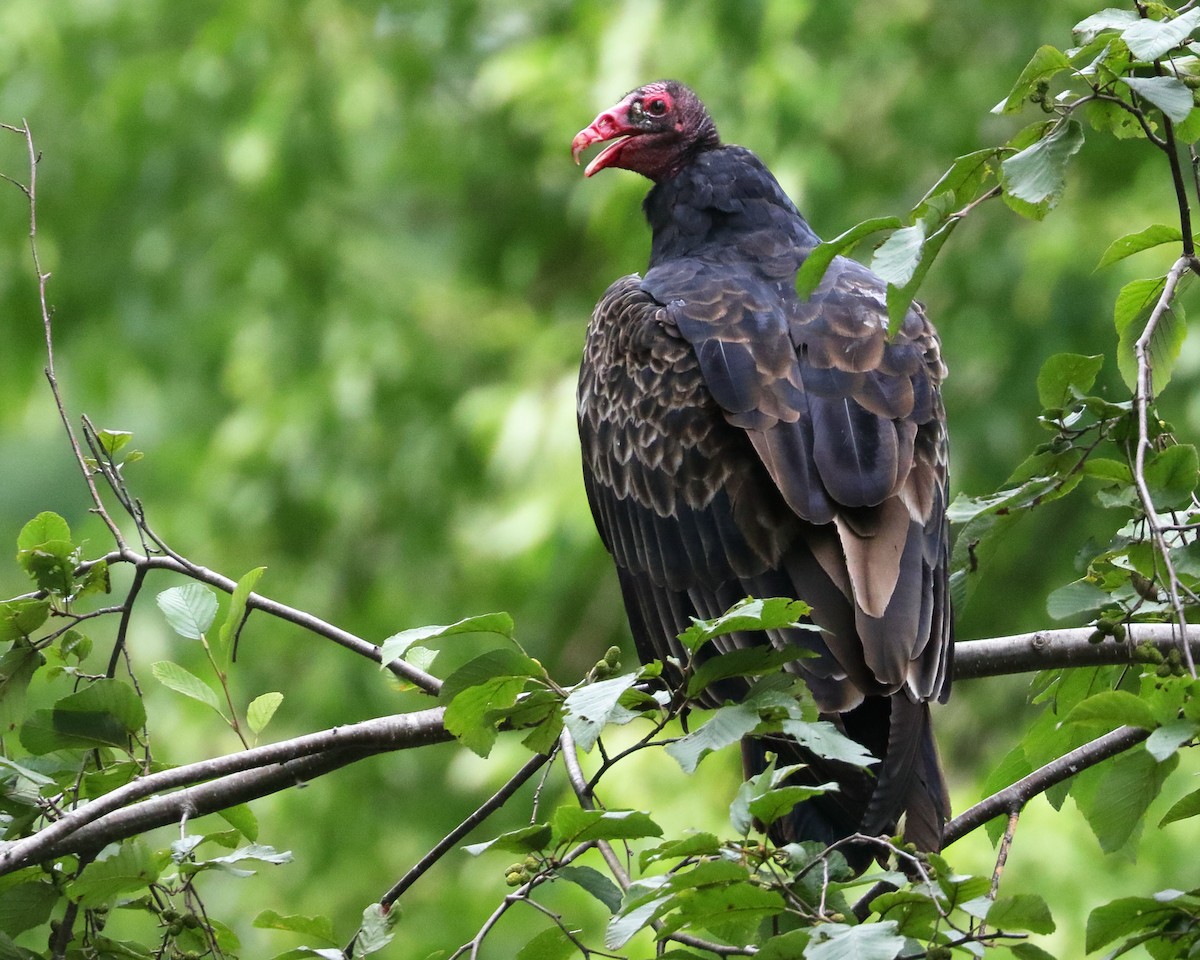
[572,80,720,182]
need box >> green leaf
[885,220,957,336]
[1114,275,1186,395]
[657,877,785,945]
[755,929,812,960]
[1045,579,1109,620]
[22,678,147,754]
[1159,786,1200,826]
[515,926,575,960]
[676,597,812,654]
[1145,718,1198,761]
[550,808,662,847]
[993,45,1073,114]
[1000,119,1085,207]
[462,823,551,856]
[1144,444,1198,508]
[1009,944,1060,960]
[1123,76,1194,123]
[0,599,50,643]
[378,612,515,665]
[182,843,292,877]
[1122,8,1200,61]
[443,674,528,756]
[1062,690,1155,731]
[987,894,1057,934]
[0,881,57,936]
[352,903,396,958]
[806,921,906,960]
[638,832,722,869]
[1082,457,1132,483]
[219,803,259,841]
[253,910,336,946]
[563,673,640,752]
[781,719,878,767]
[16,512,76,596]
[1098,225,1185,270]
[687,644,812,698]
[1036,353,1104,408]
[216,565,265,669]
[1072,748,1177,853]
[247,692,284,734]
[555,864,623,913]
[156,584,219,640]
[665,703,760,773]
[70,839,160,907]
[1086,896,1175,952]
[0,643,42,732]
[747,783,835,827]
[871,220,926,288]
[795,217,902,299]
[1074,9,1140,45]
[606,889,671,949]
[95,428,133,457]
[151,661,222,712]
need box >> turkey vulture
[572,81,952,861]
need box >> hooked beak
[571,95,639,177]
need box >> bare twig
[988,809,1020,900]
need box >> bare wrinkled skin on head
[571,80,720,182]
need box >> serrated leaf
[1063,690,1155,730]
[1086,896,1175,952]
[795,217,903,299]
[352,903,396,958]
[806,921,906,960]
[1045,579,1109,620]
[781,719,878,767]
[550,808,662,847]
[665,703,760,773]
[156,584,218,640]
[987,894,1056,934]
[247,692,284,734]
[70,839,160,907]
[515,926,575,960]
[1114,275,1186,394]
[676,597,813,654]
[871,220,926,288]
[555,864,623,913]
[443,675,528,757]
[16,512,71,554]
[1036,353,1105,408]
[253,910,336,946]
[1072,747,1177,853]
[1159,785,1200,825]
[563,673,639,752]
[606,892,671,950]
[0,598,50,643]
[1098,225,1184,270]
[1123,76,1194,123]
[1074,9,1140,44]
[151,661,222,712]
[378,612,515,665]
[216,565,265,669]
[1144,444,1198,507]
[993,45,1073,114]
[1000,119,1084,206]
[1122,8,1200,61]
[462,823,551,856]
[639,832,722,869]
[657,878,784,945]
[687,644,811,698]
[1145,718,1198,761]
[22,679,146,754]
[0,881,57,936]
[747,783,835,827]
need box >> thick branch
[0,708,451,874]
[952,624,1200,680]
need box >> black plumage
[572,81,952,860]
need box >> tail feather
[741,694,947,870]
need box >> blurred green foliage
[3,0,1200,956]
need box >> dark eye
[646,98,668,116]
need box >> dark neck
[643,145,821,266]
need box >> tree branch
[942,725,1149,846]
[951,624,1200,680]
[0,707,451,874]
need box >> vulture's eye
[646,97,668,116]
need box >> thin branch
[942,725,1149,847]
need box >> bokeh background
[2,1,1198,955]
